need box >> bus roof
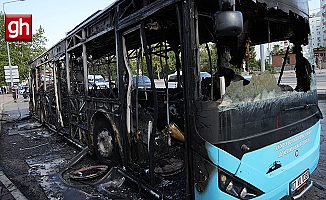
[30,0,311,69]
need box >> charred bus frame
[29,0,322,199]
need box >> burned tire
[93,118,119,166]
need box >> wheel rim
[97,129,114,158]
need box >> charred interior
[28,0,320,199]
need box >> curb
[0,171,28,200]
[0,96,29,200]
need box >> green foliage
[125,43,218,80]
[271,44,280,55]
[200,43,217,73]
[265,60,272,71]
[272,44,293,55]
[150,44,178,79]
[126,44,178,79]
[314,46,325,51]
[0,13,48,86]
[88,57,118,81]
[248,46,259,71]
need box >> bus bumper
[281,180,313,200]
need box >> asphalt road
[300,99,326,199]
[277,73,326,94]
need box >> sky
[1,0,321,49]
[2,0,116,48]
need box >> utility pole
[260,44,266,72]
[3,0,25,89]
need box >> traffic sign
[5,79,19,83]
[4,70,19,76]
[5,75,19,79]
[4,66,19,83]
[4,65,18,70]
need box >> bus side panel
[206,142,241,174]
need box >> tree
[125,43,178,79]
[0,13,48,86]
[248,46,259,71]
[200,43,217,73]
[272,44,280,55]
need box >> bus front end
[192,62,323,200]
[193,86,322,200]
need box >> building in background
[322,0,326,47]
[255,40,292,66]
[271,53,296,71]
[309,11,324,48]
[253,0,325,71]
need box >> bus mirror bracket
[213,11,243,37]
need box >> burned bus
[29,0,322,199]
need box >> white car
[167,71,211,88]
[88,75,109,89]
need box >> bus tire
[93,118,118,166]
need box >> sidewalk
[0,94,29,200]
[0,170,27,200]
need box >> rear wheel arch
[90,111,120,166]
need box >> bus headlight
[240,187,247,198]
[218,168,264,199]
[226,181,234,191]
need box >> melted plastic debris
[26,155,65,177]
[26,154,107,200]
[221,72,283,106]
[70,165,108,180]
[154,158,184,176]
[96,167,128,199]
[8,121,48,137]
[302,36,318,91]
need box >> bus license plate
[290,170,310,194]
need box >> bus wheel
[93,118,118,166]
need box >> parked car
[88,75,108,89]
[199,72,211,80]
[168,71,211,88]
[18,85,29,94]
[132,75,151,88]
